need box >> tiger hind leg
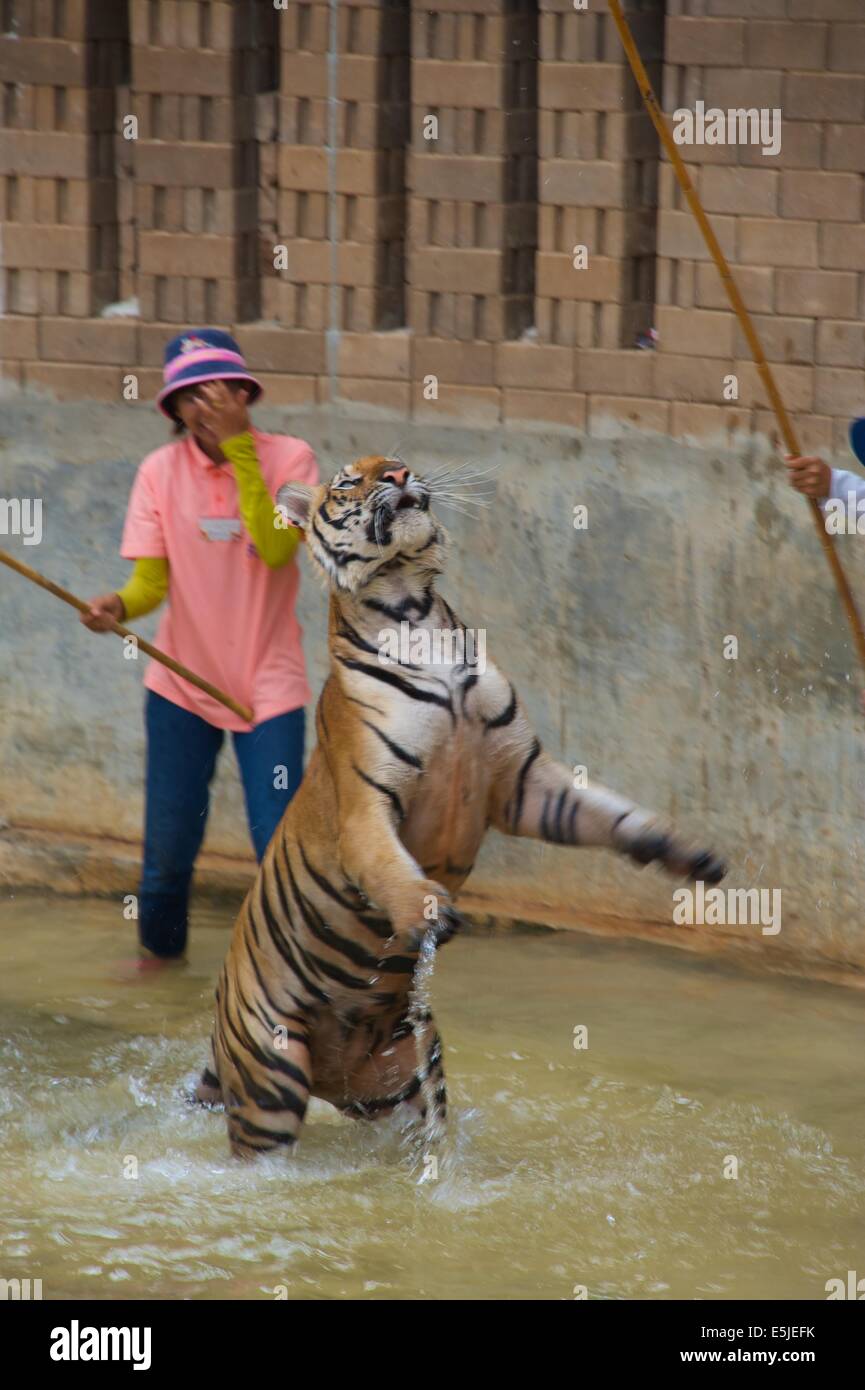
[216,1024,313,1160]
[339,1008,447,1138]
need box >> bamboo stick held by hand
[606,0,865,677]
[0,548,255,725]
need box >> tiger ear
[275,481,314,532]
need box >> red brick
[739,122,822,172]
[494,343,575,392]
[780,171,862,223]
[279,147,387,197]
[411,383,501,427]
[336,331,410,381]
[134,141,237,190]
[666,18,746,66]
[828,24,865,71]
[813,366,865,415]
[0,317,39,360]
[776,270,859,319]
[282,241,381,288]
[821,224,865,272]
[699,167,779,217]
[747,21,827,69]
[657,211,737,261]
[732,316,815,366]
[695,263,774,314]
[0,36,88,85]
[671,401,753,443]
[326,377,410,415]
[412,338,495,387]
[539,63,630,113]
[3,224,94,272]
[138,232,236,278]
[703,68,783,110]
[536,254,625,302]
[38,317,138,365]
[23,362,125,402]
[789,0,864,16]
[133,46,233,96]
[732,361,814,413]
[0,132,90,179]
[738,218,819,269]
[503,389,587,429]
[409,154,508,202]
[231,326,328,375]
[539,160,625,209]
[753,410,835,457]
[707,0,786,12]
[279,52,392,104]
[412,61,506,108]
[574,349,654,397]
[654,354,734,404]
[783,72,865,122]
[655,307,736,359]
[816,321,865,369]
[587,395,671,439]
[825,124,865,173]
[409,248,505,296]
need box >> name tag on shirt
[199,517,242,542]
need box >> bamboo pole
[606,0,865,675]
[0,549,254,724]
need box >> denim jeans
[138,690,305,957]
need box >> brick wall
[1,0,864,457]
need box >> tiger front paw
[617,816,726,885]
[405,901,463,952]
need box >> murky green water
[1,896,863,1301]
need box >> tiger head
[276,455,448,594]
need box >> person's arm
[116,557,170,619]
[783,455,865,516]
[81,557,169,630]
[220,431,302,568]
[822,468,865,514]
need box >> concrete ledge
[3,826,864,994]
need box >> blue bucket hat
[156,328,263,420]
[850,417,865,467]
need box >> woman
[82,328,318,961]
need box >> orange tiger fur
[196,455,725,1157]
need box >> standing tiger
[195,454,725,1157]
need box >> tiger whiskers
[429,496,491,521]
[426,479,493,520]
[425,459,501,487]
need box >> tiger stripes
[195,455,725,1157]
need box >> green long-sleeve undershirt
[115,431,301,621]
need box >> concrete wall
[2,386,865,978]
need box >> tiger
[194,454,726,1157]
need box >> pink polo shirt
[120,428,318,731]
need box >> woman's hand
[80,592,125,631]
[783,454,831,499]
[194,380,252,447]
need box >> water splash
[407,929,448,1177]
